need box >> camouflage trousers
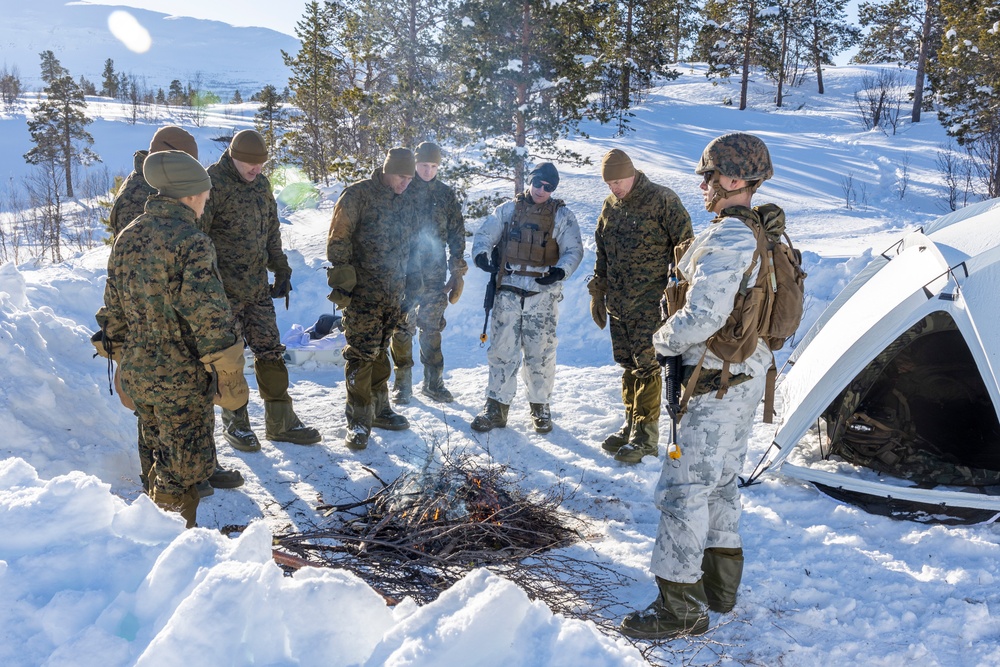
[133,398,216,496]
[343,296,404,410]
[650,371,766,583]
[232,295,285,363]
[391,284,449,370]
[610,309,662,423]
[486,288,560,405]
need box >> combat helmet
[697,132,773,211]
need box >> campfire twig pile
[273,456,628,625]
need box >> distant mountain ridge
[1,0,297,95]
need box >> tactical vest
[501,193,562,277]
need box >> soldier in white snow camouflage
[620,133,776,640]
[470,163,583,434]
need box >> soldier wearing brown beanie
[590,149,693,463]
[202,129,322,451]
[327,148,418,450]
[388,141,467,405]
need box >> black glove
[474,252,494,273]
[535,267,565,285]
[270,275,292,299]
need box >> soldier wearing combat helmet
[620,133,775,640]
[589,149,693,464]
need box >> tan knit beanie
[383,147,416,176]
[229,129,268,164]
[143,150,211,199]
[149,126,198,159]
[414,141,442,165]
[601,149,635,181]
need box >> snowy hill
[0,0,296,93]
[2,10,999,665]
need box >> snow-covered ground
[2,10,999,664]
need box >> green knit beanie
[143,150,211,198]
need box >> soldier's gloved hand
[535,267,565,286]
[474,252,494,273]
[587,275,607,329]
[445,273,465,304]
[270,272,292,300]
[327,265,357,310]
[200,340,250,410]
[91,330,122,361]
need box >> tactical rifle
[662,354,683,460]
[480,246,501,346]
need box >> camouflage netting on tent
[823,310,1000,490]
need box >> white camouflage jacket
[652,215,772,379]
[472,194,584,294]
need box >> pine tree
[696,0,776,110]
[930,0,1000,196]
[100,58,118,98]
[602,0,681,133]
[442,0,606,193]
[24,52,99,198]
[38,50,67,85]
[231,89,243,104]
[282,1,342,183]
[796,0,860,94]
[254,84,288,174]
[167,79,187,106]
[853,0,942,121]
[0,64,22,111]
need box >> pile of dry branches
[273,457,627,625]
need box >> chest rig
[501,193,563,277]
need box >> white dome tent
[746,198,1000,523]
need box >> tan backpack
[663,203,806,422]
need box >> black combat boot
[344,402,373,450]
[529,402,552,434]
[264,401,322,444]
[221,404,261,452]
[471,398,509,432]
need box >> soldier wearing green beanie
[202,129,322,452]
[327,147,417,450]
[105,129,244,498]
[389,141,467,404]
[97,149,247,528]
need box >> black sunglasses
[531,177,556,192]
[701,170,716,184]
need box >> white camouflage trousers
[485,288,560,405]
[650,371,767,583]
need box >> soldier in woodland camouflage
[97,150,248,528]
[389,142,467,404]
[327,148,417,450]
[470,162,584,434]
[620,133,775,640]
[105,126,242,495]
[590,149,693,464]
[203,129,321,451]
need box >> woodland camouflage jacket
[594,171,693,315]
[327,168,415,300]
[203,153,291,304]
[97,196,237,405]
